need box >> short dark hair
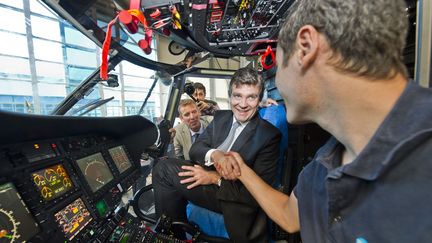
[193,82,206,95]
[228,67,264,101]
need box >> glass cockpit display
[31,164,73,201]
[0,183,40,243]
[108,146,132,174]
[54,198,92,241]
[76,153,114,192]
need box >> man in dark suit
[153,67,281,242]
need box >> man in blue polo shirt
[220,0,432,242]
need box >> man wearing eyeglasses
[153,67,281,242]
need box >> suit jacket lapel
[214,111,234,147]
[230,114,259,152]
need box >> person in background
[260,97,278,107]
[220,0,432,242]
[173,99,213,160]
[192,82,220,116]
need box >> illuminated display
[76,153,114,192]
[22,142,58,163]
[54,198,92,241]
[32,164,73,201]
[95,200,109,218]
[0,183,40,242]
[108,146,132,174]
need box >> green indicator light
[95,200,108,217]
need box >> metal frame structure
[415,0,432,87]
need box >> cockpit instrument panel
[0,110,158,242]
[145,0,295,56]
[109,146,133,174]
[22,142,60,163]
[198,0,293,55]
[0,183,40,242]
[42,0,296,60]
[31,164,74,202]
[76,153,115,193]
[0,134,144,242]
[54,197,93,241]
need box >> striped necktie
[217,121,240,152]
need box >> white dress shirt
[204,115,249,166]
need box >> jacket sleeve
[173,134,184,160]
[189,119,215,164]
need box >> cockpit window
[0,0,161,121]
[67,60,162,122]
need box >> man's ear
[296,25,319,69]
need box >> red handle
[261,45,276,70]
[100,16,119,80]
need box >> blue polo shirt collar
[316,82,432,181]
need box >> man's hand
[168,128,176,143]
[196,100,210,111]
[212,150,241,180]
[260,97,278,107]
[178,164,220,189]
[221,151,246,179]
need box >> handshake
[178,151,247,190]
[213,151,246,181]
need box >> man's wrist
[205,149,217,166]
[211,150,224,162]
[237,162,249,181]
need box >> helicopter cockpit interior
[0,0,424,242]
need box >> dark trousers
[153,158,269,242]
[153,158,222,223]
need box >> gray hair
[177,99,198,116]
[278,0,408,79]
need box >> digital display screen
[22,142,58,163]
[31,164,73,201]
[95,200,109,218]
[76,153,114,192]
[108,146,132,174]
[54,198,92,241]
[0,183,40,242]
